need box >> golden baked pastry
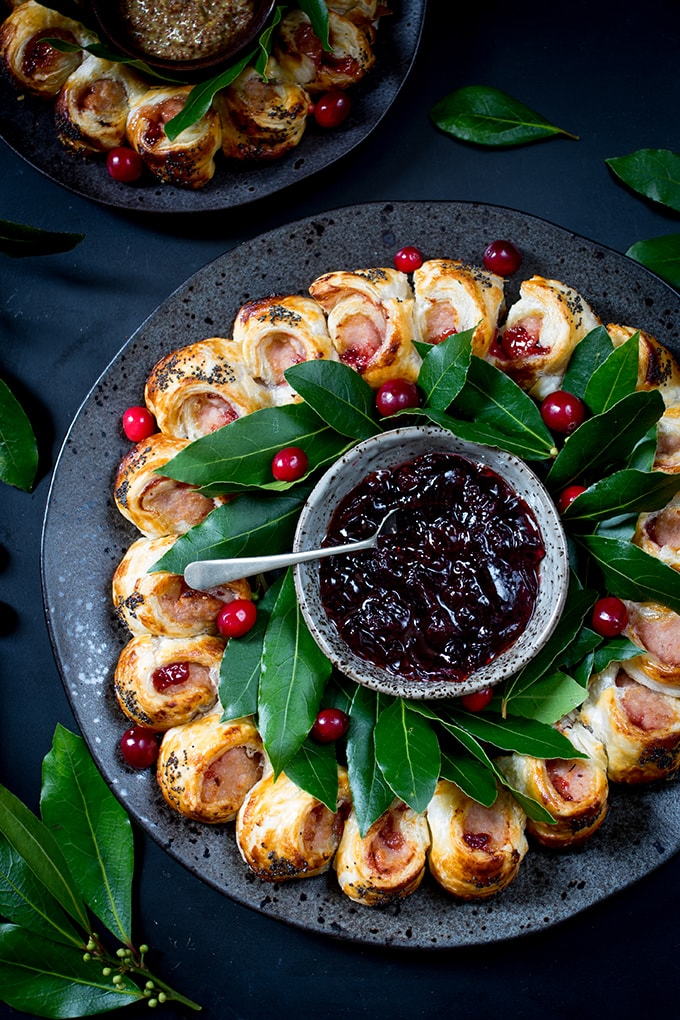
[232,294,336,404]
[488,275,601,398]
[112,535,251,638]
[426,781,528,899]
[114,633,223,730]
[309,267,420,388]
[655,405,680,473]
[579,664,680,783]
[633,493,680,571]
[157,712,265,823]
[0,0,93,97]
[334,799,430,905]
[55,53,148,153]
[218,61,310,162]
[621,601,680,695]
[236,766,351,880]
[114,433,228,538]
[413,258,505,358]
[273,9,375,93]
[126,85,222,189]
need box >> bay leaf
[0,220,84,259]
[439,749,498,807]
[606,148,680,211]
[219,577,283,722]
[417,328,473,410]
[285,361,381,440]
[297,0,330,48]
[448,711,588,760]
[284,739,339,812]
[579,534,680,614]
[561,326,614,400]
[414,407,555,461]
[346,687,394,837]
[561,467,680,523]
[373,700,440,812]
[502,671,588,724]
[583,332,641,414]
[0,379,38,492]
[430,85,578,147]
[626,234,680,290]
[0,837,82,947]
[40,726,133,944]
[592,635,644,675]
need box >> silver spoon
[183,507,400,591]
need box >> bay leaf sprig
[430,85,578,147]
[0,379,38,492]
[0,725,200,1018]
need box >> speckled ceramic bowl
[293,425,569,700]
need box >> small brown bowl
[87,0,277,79]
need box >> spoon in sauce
[183,507,401,591]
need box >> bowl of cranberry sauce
[293,426,569,700]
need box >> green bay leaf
[285,361,381,440]
[448,711,588,760]
[439,749,498,807]
[284,740,339,812]
[562,468,680,522]
[626,234,680,289]
[561,326,614,399]
[346,687,394,837]
[606,148,680,211]
[0,220,84,259]
[0,379,38,492]
[0,837,82,947]
[579,534,680,613]
[583,332,641,414]
[502,671,588,724]
[592,635,644,675]
[219,577,283,722]
[417,328,473,410]
[373,700,440,812]
[430,85,578,147]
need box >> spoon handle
[183,535,375,590]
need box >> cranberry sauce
[319,451,545,683]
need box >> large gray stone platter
[0,2,425,213]
[42,201,680,948]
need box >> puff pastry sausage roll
[218,62,310,162]
[633,494,680,571]
[126,86,222,189]
[273,9,375,93]
[157,712,265,823]
[413,259,505,358]
[232,294,335,404]
[114,633,223,730]
[621,601,680,696]
[579,664,680,783]
[236,766,351,880]
[0,1,93,97]
[426,781,527,899]
[55,54,148,154]
[114,433,227,538]
[112,535,251,638]
[334,800,430,906]
[655,405,680,473]
[488,276,600,398]
[145,337,270,441]
[309,267,420,388]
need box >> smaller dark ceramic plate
[42,201,680,949]
[0,1,425,213]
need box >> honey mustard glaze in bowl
[294,426,570,700]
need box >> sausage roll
[217,61,310,162]
[113,432,227,538]
[232,294,335,404]
[0,1,93,97]
[579,663,680,783]
[633,493,680,570]
[413,258,506,358]
[126,85,222,189]
[114,633,223,730]
[606,323,680,407]
[273,9,375,94]
[487,275,601,398]
[157,712,265,823]
[621,601,680,696]
[112,535,251,638]
[309,267,420,388]
[55,53,148,154]
[426,781,528,899]
[144,337,271,441]
[236,766,351,880]
[334,800,430,906]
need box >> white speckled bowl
[293,425,569,700]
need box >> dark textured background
[2,1,679,1016]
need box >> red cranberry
[313,91,351,128]
[591,596,629,638]
[216,599,258,638]
[556,485,587,514]
[312,707,350,743]
[483,240,522,276]
[106,147,144,183]
[152,661,191,692]
[460,687,494,712]
[122,405,156,442]
[375,378,420,417]
[394,246,424,273]
[120,727,159,768]
[540,391,586,435]
[272,446,308,482]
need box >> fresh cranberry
[120,727,159,768]
[483,240,522,276]
[122,405,156,442]
[591,596,629,638]
[312,707,350,743]
[556,485,587,514]
[460,687,494,712]
[540,391,586,435]
[272,446,308,481]
[375,378,420,417]
[152,661,191,692]
[216,599,257,638]
[106,147,144,183]
[394,246,424,273]
[313,91,351,128]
